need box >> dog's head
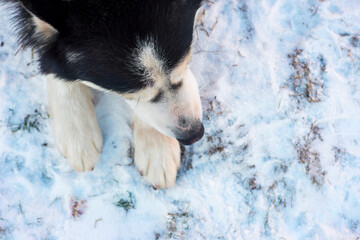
[12,0,204,144]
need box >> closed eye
[170,81,183,91]
[150,90,164,103]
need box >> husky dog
[5,0,204,188]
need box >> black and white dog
[6,0,204,188]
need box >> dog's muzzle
[176,123,204,145]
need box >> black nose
[177,123,204,145]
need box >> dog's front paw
[134,117,180,189]
[54,121,103,172]
[48,78,103,172]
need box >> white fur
[173,67,203,120]
[81,80,112,93]
[124,67,202,138]
[137,41,165,80]
[133,115,180,189]
[47,75,103,172]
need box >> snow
[1,0,360,239]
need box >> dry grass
[333,147,346,163]
[203,96,227,120]
[350,35,360,48]
[287,49,325,103]
[166,210,193,240]
[295,124,326,186]
[194,2,217,40]
[70,198,87,219]
[201,96,234,158]
[207,133,225,155]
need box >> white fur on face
[47,75,103,172]
[122,44,202,139]
[124,66,202,138]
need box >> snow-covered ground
[1,0,360,239]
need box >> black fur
[4,0,202,92]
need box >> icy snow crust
[1,0,360,239]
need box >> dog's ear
[17,0,68,32]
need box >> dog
[5,0,204,188]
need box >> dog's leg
[133,115,181,188]
[47,75,103,171]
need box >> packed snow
[1,0,360,239]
